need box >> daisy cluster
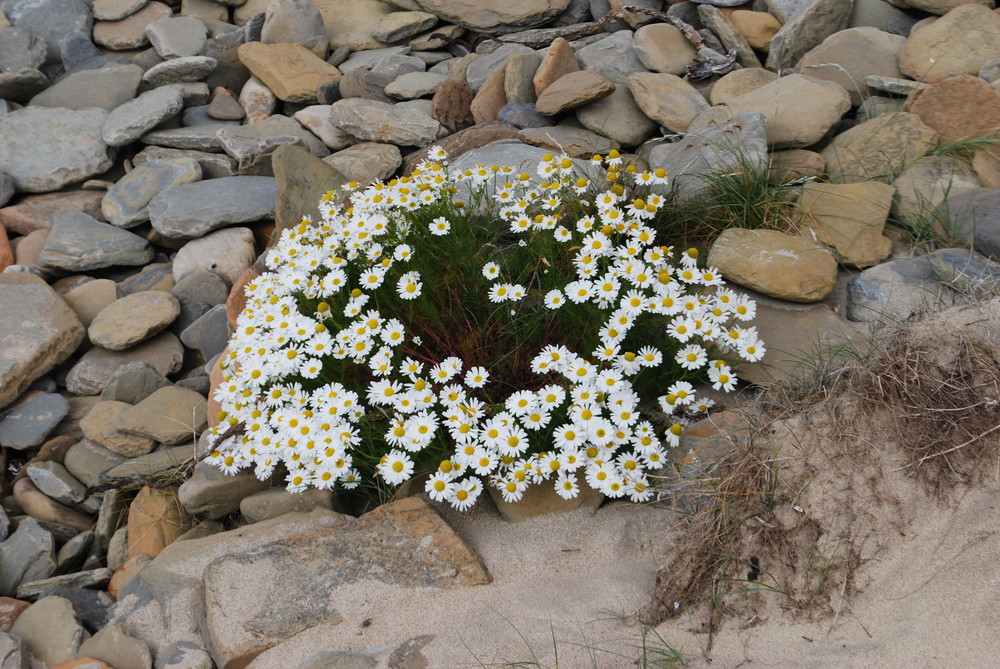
[208,148,764,511]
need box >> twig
[915,423,1000,467]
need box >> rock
[928,247,1000,294]
[9,596,85,666]
[633,23,698,76]
[730,10,782,50]
[48,396,100,442]
[261,0,328,54]
[947,188,1000,261]
[469,64,508,124]
[138,125,224,152]
[0,107,114,194]
[237,42,341,104]
[54,530,96,575]
[899,4,1000,83]
[697,5,761,69]
[128,486,192,560]
[217,114,330,174]
[504,51,542,103]
[61,280,117,331]
[239,487,335,523]
[0,68,49,103]
[80,401,156,457]
[0,393,69,450]
[821,112,937,184]
[906,74,1000,146]
[0,225,10,273]
[384,71,447,99]
[533,37,579,96]
[102,85,185,148]
[798,27,905,106]
[0,27,47,72]
[575,83,657,148]
[328,97,443,145]
[148,176,277,240]
[146,16,208,58]
[0,274,84,409]
[0,597,31,632]
[647,111,768,203]
[172,270,229,313]
[708,228,839,302]
[0,192,103,237]
[296,651,376,669]
[769,149,826,182]
[142,55,218,87]
[696,73,849,149]
[93,0,147,21]
[108,554,149,599]
[856,95,904,122]
[708,67,779,106]
[373,11,438,42]
[102,158,203,229]
[172,227,257,286]
[93,2,174,50]
[291,105,354,150]
[893,155,980,227]
[466,44,531,92]
[206,88,245,122]
[497,100,555,129]
[117,263,175,296]
[6,0,91,65]
[906,0,993,16]
[338,65,394,103]
[77,624,152,669]
[797,181,895,268]
[517,125,619,157]
[22,457,86,509]
[115,385,207,446]
[225,270,258,331]
[63,441,123,491]
[28,63,142,112]
[41,587,113,635]
[0,631,27,668]
[178,462,270,519]
[848,256,954,321]
[431,79,475,134]
[0,518,55,597]
[38,212,153,273]
[65,333,184,396]
[626,72,709,133]
[273,144,347,239]
[534,70,615,115]
[12,478,92,532]
[410,0,567,34]
[766,0,853,72]
[575,30,648,84]
[97,444,195,485]
[88,292,180,351]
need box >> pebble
[329,97,444,146]
[63,440,127,489]
[147,16,208,59]
[797,181,895,268]
[632,23,698,76]
[575,83,657,148]
[0,393,70,450]
[9,596,86,667]
[93,2,174,50]
[79,400,157,457]
[898,4,1000,83]
[216,114,330,173]
[535,70,615,115]
[141,55,218,86]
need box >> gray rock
[5,0,92,66]
[698,4,761,68]
[338,66,394,102]
[171,269,230,308]
[102,84,186,147]
[132,146,237,179]
[690,0,747,6]
[575,30,648,84]
[337,46,412,73]
[928,247,1000,295]
[385,71,447,99]
[182,105,239,128]
[116,262,174,297]
[38,211,153,272]
[0,518,55,597]
[0,67,49,103]
[0,107,114,193]
[0,27,47,71]
[139,125,225,152]
[173,301,211,337]
[766,0,854,72]
[449,139,551,204]
[292,105,356,150]
[25,461,87,506]
[179,304,229,361]
[149,176,276,239]
[217,114,330,173]
[80,400,157,457]
[142,55,218,87]
[171,227,257,285]
[55,530,95,575]
[947,188,1000,262]
[92,0,147,21]
[0,393,69,450]
[0,274,85,409]
[100,361,172,404]
[0,631,28,669]
[9,595,86,666]
[575,83,657,148]
[412,0,568,34]
[497,100,556,129]
[103,158,203,228]
[63,439,127,488]
[15,568,112,601]
[297,651,376,669]
[273,143,348,237]
[466,43,534,91]
[29,62,142,111]
[0,171,13,207]
[43,587,114,634]
[61,33,127,74]
[178,462,271,519]
[261,0,328,50]
[240,487,335,523]
[328,97,444,146]
[64,332,184,396]
[847,257,955,322]
[147,16,209,58]
[77,623,153,669]
[97,443,197,484]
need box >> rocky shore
[2,0,1000,666]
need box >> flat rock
[37,212,152,272]
[77,623,152,669]
[65,332,184,396]
[821,111,937,184]
[847,256,954,321]
[147,16,208,58]
[117,263,175,296]
[707,228,839,303]
[63,440,125,489]
[25,461,87,506]
[89,291,180,351]
[139,125,224,152]
[385,71,447,99]
[102,85,186,148]
[93,2,174,50]
[797,181,895,268]
[9,596,85,666]
[730,10,782,51]
[93,0,147,21]
[626,72,708,134]
[328,97,443,146]
[708,67,779,106]
[80,400,157,457]
[172,226,257,286]
[0,274,84,409]
[177,462,270,519]
[261,0,328,50]
[217,114,330,174]
[12,478,93,533]
[312,0,396,50]
[411,0,567,34]
[292,105,355,150]
[148,176,276,239]
[947,188,1000,261]
[141,55,218,86]
[28,62,142,111]
[698,5,761,69]
[766,0,853,72]
[575,83,657,148]
[237,41,342,104]
[633,23,697,76]
[0,26,47,72]
[98,444,196,485]
[115,386,207,445]
[575,30,648,84]
[0,518,55,597]
[517,125,619,157]
[798,27,905,106]
[0,393,69,450]
[893,155,980,226]
[534,70,615,116]
[63,279,118,330]
[906,0,993,14]
[373,10,438,42]
[0,107,114,193]
[899,4,1000,83]
[100,362,172,406]
[533,37,579,96]
[103,158,202,229]
[273,144,347,237]
[927,247,1000,294]
[239,487,335,523]
[6,0,91,66]
[171,268,230,310]
[906,74,1000,146]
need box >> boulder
[796,181,895,268]
[821,112,937,184]
[898,4,1000,83]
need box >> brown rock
[973,148,1000,187]
[821,111,937,184]
[898,4,1000,83]
[906,74,1000,145]
[892,155,980,227]
[107,554,150,599]
[13,228,47,268]
[534,70,616,116]
[729,10,781,51]
[127,486,192,560]
[798,27,905,107]
[626,72,708,134]
[51,659,115,669]
[402,122,520,174]
[65,332,185,396]
[93,1,173,50]
[239,76,276,124]
[12,478,93,532]
[431,79,475,134]
[88,291,181,351]
[0,597,30,632]
[797,181,895,268]
[115,386,208,445]
[226,268,258,332]
[272,143,346,241]
[769,149,825,182]
[0,191,104,236]
[532,37,579,97]
[237,41,342,104]
[518,125,619,158]
[708,68,778,106]
[206,345,229,429]
[337,66,393,102]
[707,228,839,302]
[632,23,697,76]
[206,87,245,121]
[470,64,507,124]
[0,224,11,273]
[80,401,157,457]
[63,279,118,329]
[504,51,542,103]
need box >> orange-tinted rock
[906,74,1000,145]
[127,486,192,560]
[0,597,30,632]
[0,224,12,272]
[532,37,579,97]
[431,79,474,134]
[237,42,342,103]
[107,554,150,599]
[226,267,258,331]
[470,65,507,125]
[0,191,104,236]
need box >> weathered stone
[402,122,520,174]
[141,55,218,87]
[98,444,196,485]
[146,16,208,59]
[328,97,443,145]
[0,393,69,450]
[12,478,92,532]
[237,41,341,104]
[533,37,578,96]
[88,292,180,351]
[575,30,647,84]
[9,596,85,667]
[848,256,955,321]
[65,333,184,396]
[906,74,1000,146]
[534,70,615,116]
[239,487,335,523]
[766,0,853,72]
[469,64,508,124]
[80,401,156,457]
[108,554,149,599]
[0,67,49,103]
[384,71,447,99]
[292,106,355,150]
[698,5,761,69]
[0,107,113,194]
[321,143,399,188]
[504,51,543,103]
[38,212,153,272]
[864,74,927,97]
[928,247,1000,295]
[797,181,895,268]
[893,155,981,228]
[0,518,55,597]
[373,10,438,42]
[178,462,270,519]
[128,486,193,560]
[0,192,103,236]
[517,125,619,158]
[60,280,115,332]
[410,0,567,34]
[730,10,782,50]
[769,149,826,182]
[117,263,175,296]
[497,100,555,129]
[139,125,224,152]
[102,158,202,229]
[217,114,330,174]
[24,460,86,506]
[77,623,152,669]
[626,72,709,133]
[0,275,84,409]
[947,188,1000,261]
[900,4,1000,83]
[172,227,257,286]
[575,83,657,148]
[0,597,31,632]
[28,62,143,112]
[708,228,839,302]
[102,85,185,148]
[93,2,173,50]
[114,385,207,446]
[0,27,47,72]
[149,176,277,240]
[798,27,905,106]
[92,0,147,21]
[821,112,937,184]
[708,67,778,106]
[633,23,698,76]
[272,144,346,239]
